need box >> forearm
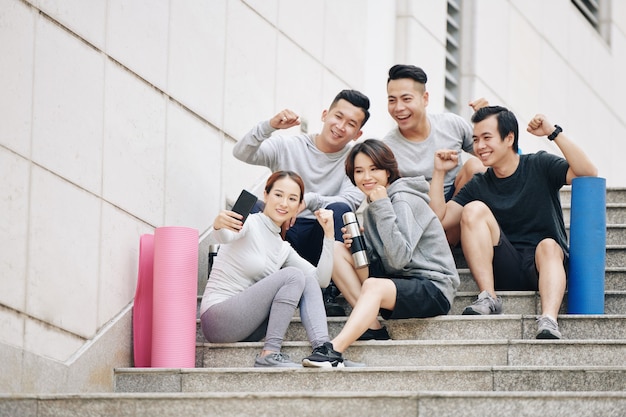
[553,132,598,177]
[314,237,334,287]
[429,168,448,220]
[232,121,274,163]
[528,116,597,179]
[304,187,363,213]
[207,227,237,245]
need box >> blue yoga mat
[567,177,606,314]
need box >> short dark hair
[471,106,519,153]
[330,89,371,127]
[345,139,401,186]
[264,170,305,202]
[387,64,428,85]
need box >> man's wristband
[548,125,562,141]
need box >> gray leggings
[200,266,329,352]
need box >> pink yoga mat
[133,233,154,367]
[151,226,199,368]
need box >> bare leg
[535,238,567,319]
[331,242,380,330]
[331,242,367,306]
[331,278,397,353]
[460,201,501,298]
[445,157,486,246]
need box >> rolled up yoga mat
[567,177,606,314]
[133,234,154,367]
[151,226,199,368]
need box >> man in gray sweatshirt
[233,90,371,315]
[384,64,487,244]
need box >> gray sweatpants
[200,266,329,352]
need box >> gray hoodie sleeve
[232,120,279,168]
[304,176,364,212]
[368,197,427,270]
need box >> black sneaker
[357,326,391,341]
[323,282,346,317]
[302,342,345,368]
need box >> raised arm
[469,97,489,112]
[208,209,247,244]
[232,109,300,165]
[526,115,598,184]
[429,149,464,230]
[283,208,335,288]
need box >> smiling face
[472,115,515,167]
[262,176,302,226]
[387,78,429,133]
[316,99,365,153]
[353,152,390,196]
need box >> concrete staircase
[4,187,626,416]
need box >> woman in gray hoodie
[303,139,459,365]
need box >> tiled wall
[470,0,626,182]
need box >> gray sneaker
[462,290,503,315]
[254,352,301,368]
[536,316,562,339]
[344,359,367,367]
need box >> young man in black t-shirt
[429,106,597,339]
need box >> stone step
[196,307,626,344]
[332,314,626,341]
[114,365,626,393]
[568,224,626,245]
[194,338,626,368]
[562,203,626,224]
[606,225,626,245]
[606,267,626,290]
[452,291,626,315]
[3,391,625,417]
[560,187,626,205]
[130,187,626,417]
[197,313,626,344]
[607,245,626,267]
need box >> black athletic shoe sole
[536,330,561,339]
[302,359,345,368]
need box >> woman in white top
[200,171,337,367]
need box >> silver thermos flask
[342,212,369,269]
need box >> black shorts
[492,231,567,291]
[444,183,456,202]
[370,261,450,319]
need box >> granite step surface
[115,365,626,393]
[194,338,626,368]
[4,391,626,417]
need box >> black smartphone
[230,189,258,224]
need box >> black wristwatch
[548,125,562,141]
